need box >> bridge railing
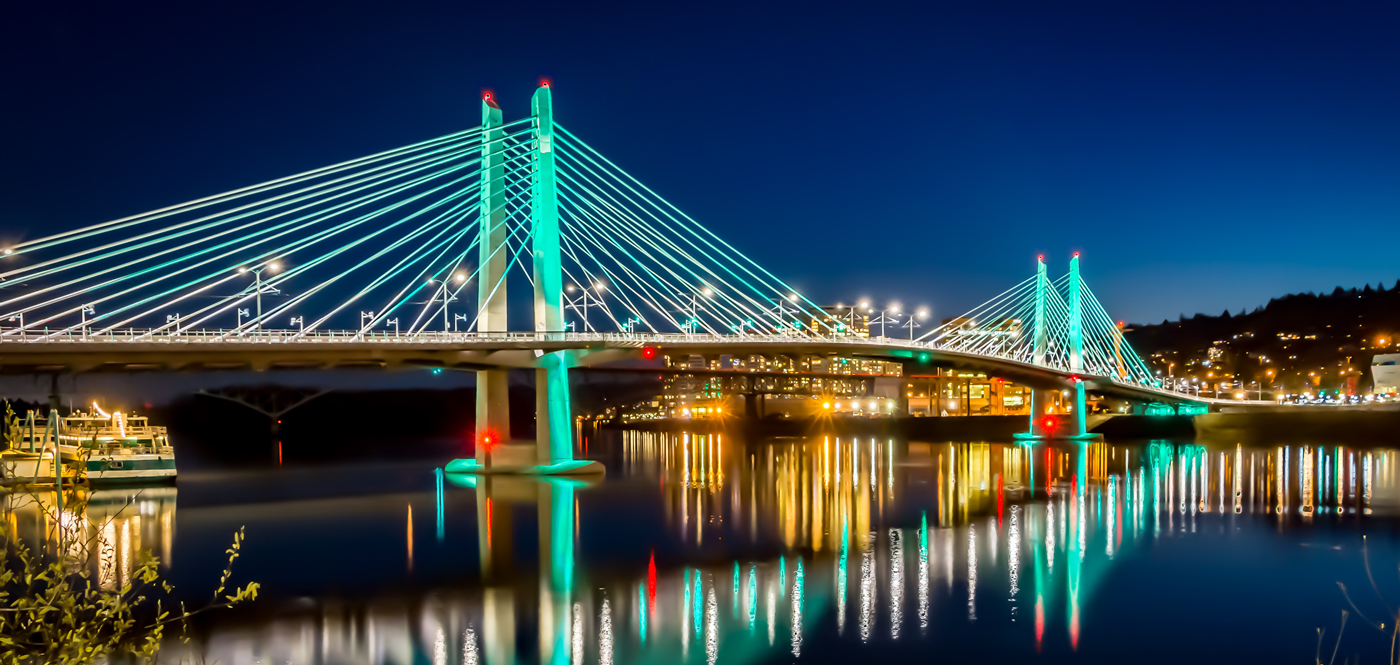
[0,328,947,347]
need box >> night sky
[2,0,1398,325]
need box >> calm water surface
[13,432,1400,664]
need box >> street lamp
[427,272,468,333]
[682,287,712,336]
[290,316,304,333]
[236,308,249,333]
[166,313,180,337]
[7,313,23,341]
[564,283,605,332]
[454,313,469,332]
[81,304,95,341]
[237,262,282,334]
[387,318,400,337]
[360,311,375,338]
[901,308,929,340]
[870,304,901,339]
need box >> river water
[11,432,1400,664]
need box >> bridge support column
[445,83,600,476]
[476,370,511,464]
[476,91,511,458]
[1067,253,1089,438]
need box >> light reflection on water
[9,434,1400,664]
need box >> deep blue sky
[2,0,1397,325]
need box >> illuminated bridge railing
[0,327,1225,400]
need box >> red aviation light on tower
[1073,251,1080,258]
[539,78,551,88]
[482,90,500,109]
[642,347,658,360]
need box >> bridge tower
[450,83,600,476]
[1018,253,1100,442]
[531,83,575,467]
[1066,252,1088,437]
[476,92,512,461]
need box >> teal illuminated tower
[531,83,577,468]
[1016,253,1101,443]
[448,83,602,476]
[476,91,512,462]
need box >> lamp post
[81,304,95,341]
[454,313,469,332]
[360,311,375,339]
[427,272,467,333]
[291,316,303,334]
[237,262,281,335]
[901,308,929,340]
[770,293,798,334]
[237,308,249,333]
[166,313,180,337]
[870,304,901,339]
[852,301,870,333]
[387,318,400,337]
[564,282,605,332]
[7,313,22,341]
[683,287,712,336]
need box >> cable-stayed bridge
[0,83,1250,463]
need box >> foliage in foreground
[0,488,258,664]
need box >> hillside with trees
[1123,281,1400,395]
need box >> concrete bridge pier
[474,369,511,464]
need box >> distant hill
[1123,281,1400,394]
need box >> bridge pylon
[450,83,602,476]
[1016,253,1102,443]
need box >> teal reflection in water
[32,433,1400,664]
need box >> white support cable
[921,276,1036,344]
[560,195,762,336]
[330,152,538,337]
[277,190,492,338]
[14,160,486,338]
[553,138,835,334]
[125,178,483,340]
[2,140,487,283]
[556,179,773,335]
[9,127,489,255]
[558,209,689,332]
[0,145,486,305]
[559,153,826,335]
[924,278,1036,346]
[554,166,792,334]
[88,167,485,338]
[557,190,731,332]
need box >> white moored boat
[1,404,176,486]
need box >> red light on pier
[642,347,657,360]
[1041,415,1061,436]
[476,426,501,453]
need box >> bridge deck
[0,330,1259,407]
